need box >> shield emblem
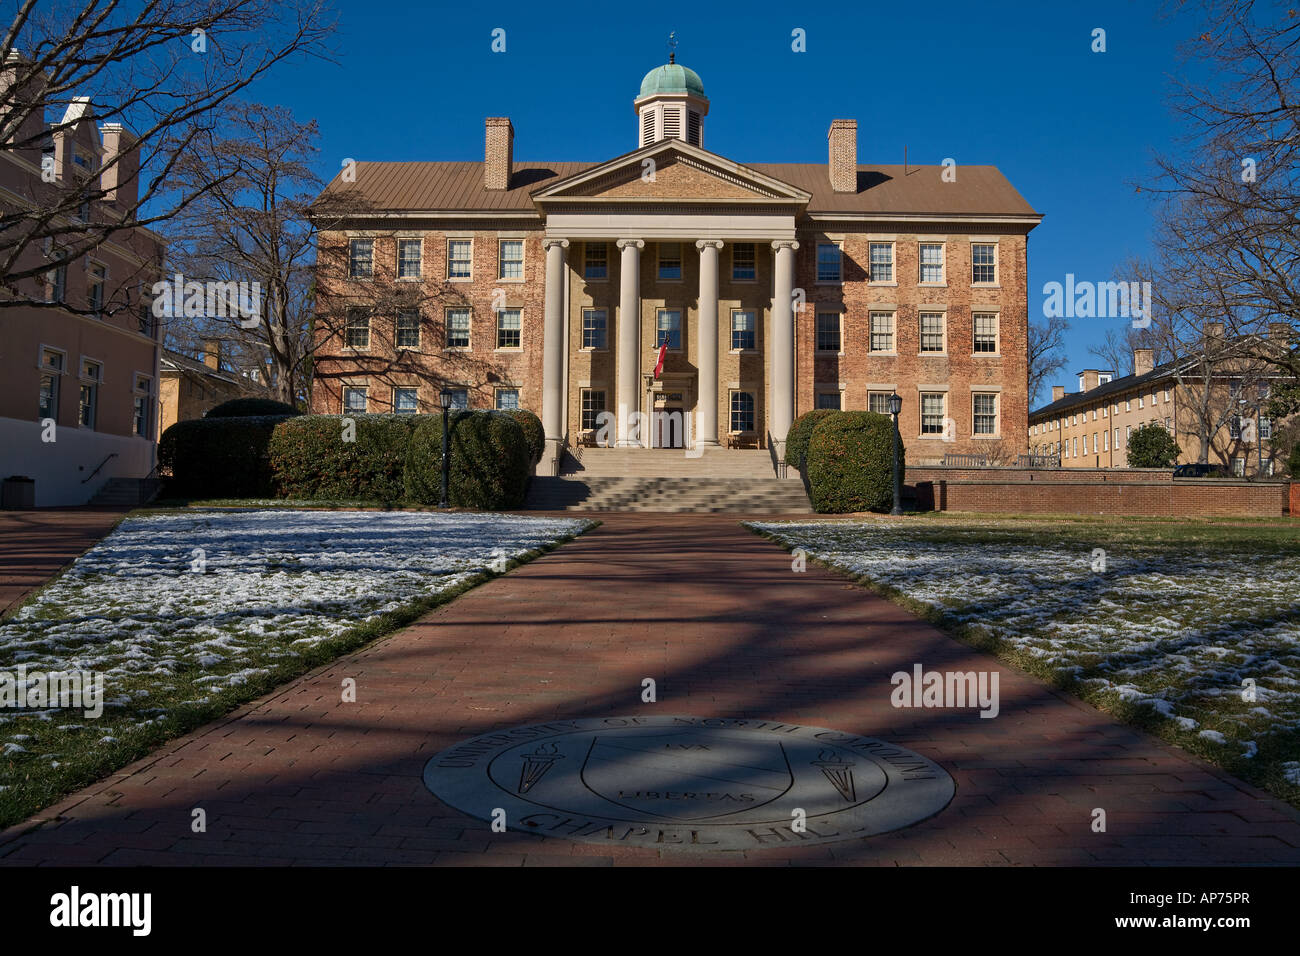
[580,730,793,822]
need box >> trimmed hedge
[268,414,425,502]
[205,397,301,418]
[785,409,838,469]
[503,409,545,465]
[405,411,530,509]
[1128,422,1180,468]
[158,415,290,498]
[805,411,902,514]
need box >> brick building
[0,57,164,505]
[312,58,1040,473]
[1029,326,1294,476]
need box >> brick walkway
[2,511,1298,866]
[0,508,127,617]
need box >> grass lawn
[0,509,591,830]
[748,512,1300,808]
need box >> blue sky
[249,0,1202,403]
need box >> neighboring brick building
[312,58,1040,472]
[0,59,164,505]
[1029,327,1294,476]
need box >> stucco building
[312,58,1041,473]
[0,60,164,506]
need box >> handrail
[81,452,118,484]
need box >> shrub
[785,409,838,469]
[502,409,545,465]
[268,414,424,502]
[404,411,530,509]
[205,397,302,419]
[158,416,290,498]
[805,411,901,513]
[1127,422,1180,468]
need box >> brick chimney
[202,339,221,370]
[1052,385,1066,402]
[1133,348,1154,376]
[99,123,139,207]
[1078,369,1101,392]
[828,119,857,193]
[484,117,513,191]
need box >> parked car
[1172,463,1231,478]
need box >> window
[396,309,420,349]
[582,309,607,349]
[1091,409,1097,420]
[1164,388,1170,402]
[1229,415,1242,439]
[730,391,755,432]
[656,309,681,350]
[87,262,105,316]
[445,388,469,410]
[1164,417,1171,432]
[1125,399,1131,412]
[972,243,997,284]
[1138,395,1144,409]
[394,387,418,414]
[1073,437,1078,457]
[1104,430,1109,451]
[870,311,895,353]
[397,239,422,279]
[49,262,67,303]
[869,242,894,282]
[1103,406,1108,418]
[731,310,756,350]
[348,239,374,278]
[132,375,151,438]
[868,392,892,415]
[1092,432,1098,453]
[816,313,841,352]
[79,359,101,428]
[732,243,755,281]
[581,389,606,430]
[1125,425,1132,442]
[342,386,368,414]
[446,309,470,348]
[584,243,607,280]
[498,240,524,280]
[920,312,945,353]
[345,309,370,349]
[39,349,62,421]
[496,309,521,349]
[973,393,997,435]
[1113,428,1119,448]
[1260,417,1273,440]
[1099,373,1112,385]
[448,239,472,279]
[920,393,945,435]
[657,242,682,280]
[920,243,945,284]
[816,391,842,410]
[816,242,841,282]
[1233,457,1246,477]
[495,388,520,411]
[973,313,998,353]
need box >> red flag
[654,340,668,379]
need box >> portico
[533,138,810,469]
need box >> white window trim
[494,307,524,352]
[656,242,684,283]
[396,238,423,281]
[917,389,948,440]
[497,238,526,283]
[729,308,759,353]
[730,243,757,283]
[918,240,947,287]
[583,241,609,283]
[656,308,684,352]
[815,241,843,285]
[971,310,1001,357]
[918,310,947,356]
[447,237,473,282]
[971,390,1001,439]
[814,311,844,355]
[444,307,472,352]
[970,238,1000,287]
[581,307,609,352]
[868,310,897,356]
[347,237,375,281]
[867,239,898,287]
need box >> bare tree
[1027,313,1069,406]
[0,0,333,317]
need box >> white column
[770,239,799,449]
[541,239,568,457]
[695,239,723,448]
[616,239,644,447]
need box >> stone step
[86,477,161,508]
[562,448,793,480]
[524,476,811,513]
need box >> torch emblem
[518,743,564,794]
[812,750,856,802]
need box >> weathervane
[668,31,677,64]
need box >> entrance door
[652,407,685,448]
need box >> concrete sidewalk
[0,508,127,617]
[2,512,1298,865]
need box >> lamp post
[439,388,452,508]
[888,391,903,516]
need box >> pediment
[532,141,809,205]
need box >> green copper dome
[638,62,705,99]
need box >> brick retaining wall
[905,467,1292,517]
